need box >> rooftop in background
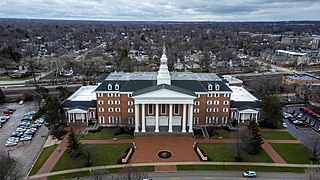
[222,75,243,85]
[67,85,98,101]
[286,74,319,81]
[276,50,307,56]
[229,86,258,102]
[106,72,222,81]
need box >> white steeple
[157,44,171,85]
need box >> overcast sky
[0,0,319,21]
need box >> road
[80,171,306,180]
[0,71,51,86]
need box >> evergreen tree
[261,94,282,128]
[247,121,264,155]
[67,129,83,158]
[0,89,5,104]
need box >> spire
[157,44,171,85]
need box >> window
[194,101,200,106]
[98,93,103,97]
[108,108,114,112]
[213,117,219,124]
[115,100,120,105]
[207,100,212,105]
[98,100,104,105]
[108,100,113,105]
[214,93,219,97]
[214,100,219,105]
[208,84,213,91]
[115,116,121,123]
[108,116,114,123]
[148,104,153,114]
[99,116,105,124]
[128,108,134,113]
[206,116,211,124]
[223,108,228,112]
[115,84,119,90]
[161,104,166,114]
[108,93,113,97]
[108,84,112,90]
[194,108,200,113]
[115,93,120,97]
[194,117,200,124]
[197,94,200,98]
[206,108,212,112]
[99,108,104,112]
[231,111,237,119]
[214,108,219,112]
[128,101,134,105]
[223,100,229,105]
[222,117,228,124]
[128,93,132,98]
[215,84,220,90]
[89,111,95,119]
[128,117,134,124]
[207,93,213,98]
[224,93,230,98]
[174,104,179,114]
[115,107,121,112]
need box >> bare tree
[83,147,92,167]
[306,167,320,180]
[232,130,252,162]
[310,139,320,162]
[119,165,148,180]
[90,169,110,180]
[22,57,42,85]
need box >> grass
[271,143,312,164]
[177,165,305,173]
[52,144,131,172]
[80,127,133,140]
[47,166,154,180]
[209,130,232,139]
[197,143,273,163]
[29,144,58,176]
[261,131,296,140]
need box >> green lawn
[177,165,305,173]
[261,131,296,140]
[197,143,273,163]
[80,127,133,140]
[52,144,131,172]
[209,130,232,139]
[271,143,312,164]
[29,144,58,176]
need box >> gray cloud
[0,0,319,21]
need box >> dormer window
[208,84,213,91]
[107,83,112,90]
[215,84,220,91]
[115,84,119,90]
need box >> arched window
[115,84,119,90]
[215,84,220,90]
[208,84,213,91]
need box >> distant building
[296,83,320,102]
[311,38,320,50]
[281,37,299,45]
[283,74,320,85]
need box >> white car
[282,123,288,128]
[243,171,257,177]
[19,100,24,105]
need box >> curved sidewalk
[28,161,317,179]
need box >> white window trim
[99,108,104,112]
[128,108,133,113]
[208,84,213,91]
[214,108,219,112]
[207,100,212,105]
[194,108,200,113]
[194,101,200,106]
[128,101,134,105]
[115,107,121,112]
[108,108,114,112]
[214,100,219,105]
[98,93,103,97]
[99,116,105,124]
[115,100,120,105]
[215,84,220,90]
[115,84,119,90]
[108,93,113,97]
[206,108,212,112]
[223,108,228,112]
[108,84,112,90]
[98,100,104,105]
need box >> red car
[3,111,12,115]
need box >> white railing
[121,148,133,163]
[196,147,208,161]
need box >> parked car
[282,123,288,128]
[11,131,24,137]
[297,113,303,119]
[27,111,36,115]
[7,108,16,112]
[19,100,24,105]
[3,110,12,115]
[5,141,18,147]
[243,171,257,178]
[20,135,32,141]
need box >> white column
[81,113,84,123]
[68,112,71,123]
[188,104,193,132]
[155,104,159,132]
[241,113,244,123]
[169,104,173,132]
[237,112,240,124]
[141,104,146,132]
[255,113,258,123]
[182,104,187,132]
[134,104,139,132]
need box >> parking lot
[283,105,320,150]
[0,101,49,178]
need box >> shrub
[88,126,104,133]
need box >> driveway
[0,101,49,178]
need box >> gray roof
[230,101,261,110]
[132,84,197,97]
[63,100,96,109]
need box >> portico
[132,84,197,133]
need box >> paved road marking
[204,177,214,179]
